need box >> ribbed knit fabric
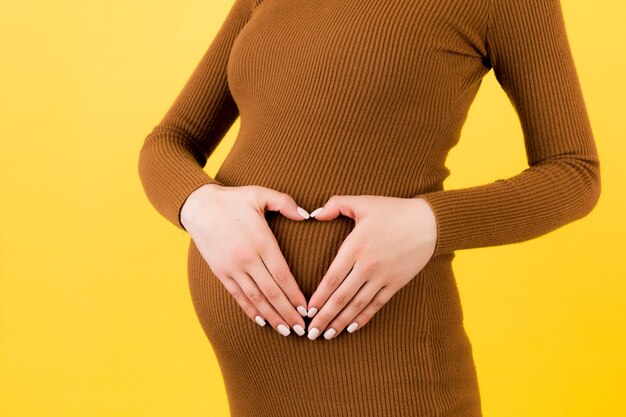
[138,0,601,415]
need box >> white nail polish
[347,322,358,333]
[310,207,324,217]
[297,305,308,316]
[296,206,310,219]
[307,307,318,318]
[307,327,320,340]
[255,316,266,326]
[277,324,291,336]
[293,324,305,336]
[324,328,336,339]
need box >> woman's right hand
[180,183,311,337]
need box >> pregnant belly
[186,208,465,358]
[184,207,479,415]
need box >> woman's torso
[186,0,490,415]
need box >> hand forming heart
[183,184,437,339]
[303,195,438,340]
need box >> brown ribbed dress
[138,0,601,415]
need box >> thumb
[310,195,359,221]
[256,187,310,221]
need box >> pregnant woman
[138,0,601,415]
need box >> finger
[306,236,359,319]
[323,280,383,339]
[232,271,293,337]
[256,187,310,221]
[309,195,360,222]
[347,285,397,332]
[307,262,366,340]
[247,255,306,336]
[257,233,309,318]
[218,273,267,327]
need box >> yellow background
[1,1,624,416]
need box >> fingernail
[277,324,291,336]
[293,324,305,336]
[297,305,308,316]
[310,207,324,217]
[347,322,358,333]
[255,316,266,326]
[324,328,336,339]
[296,206,310,219]
[307,327,320,340]
[307,307,318,318]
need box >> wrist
[180,183,224,230]
[411,197,438,250]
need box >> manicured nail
[297,305,308,316]
[347,322,358,333]
[324,328,336,339]
[307,327,320,340]
[255,316,266,326]
[293,324,305,336]
[310,207,324,217]
[277,324,291,336]
[296,207,310,219]
[307,307,318,318]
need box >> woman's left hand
[305,195,438,340]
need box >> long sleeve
[415,0,601,257]
[138,0,253,231]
